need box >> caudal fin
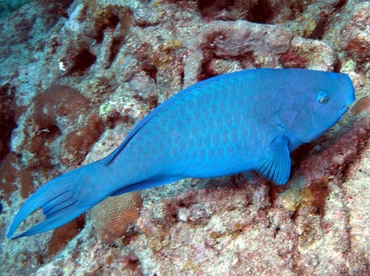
[7,167,94,239]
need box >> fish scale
[7,68,355,238]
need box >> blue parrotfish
[8,68,355,238]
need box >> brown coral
[24,84,104,167]
[0,83,16,161]
[32,85,90,128]
[91,191,142,244]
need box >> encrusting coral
[15,84,104,169]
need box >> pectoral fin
[256,135,291,185]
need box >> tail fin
[7,166,95,239]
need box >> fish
[7,68,355,238]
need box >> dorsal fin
[103,70,255,166]
[103,106,163,165]
[103,83,203,165]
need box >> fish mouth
[340,105,350,114]
[345,92,356,108]
[341,94,355,113]
[341,97,355,114]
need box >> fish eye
[317,91,329,104]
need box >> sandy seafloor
[0,0,369,275]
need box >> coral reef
[9,84,104,185]
[0,83,16,161]
[0,0,33,19]
[91,191,142,245]
[0,0,369,275]
[341,1,370,74]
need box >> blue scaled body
[8,68,355,238]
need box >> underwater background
[0,0,369,275]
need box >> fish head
[275,69,355,144]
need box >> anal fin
[111,177,180,196]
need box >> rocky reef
[0,0,369,275]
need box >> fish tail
[7,166,96,239]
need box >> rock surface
[0,0,369,275]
